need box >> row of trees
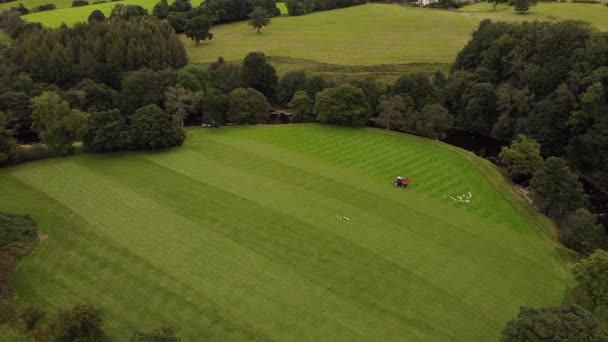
[500,135,607,255]
[9,16,187,87]
[0,17,191,164]
[450,20,608,193]
[285,0,365,16]
[152,0,279,31]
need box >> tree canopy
[248,6,270,34]
[564,209,607,256]
[529,157,587,220]
[241,52,278,100]
[572,249,608,312]
[184,15,213,45]
[499,135,543,181]
[315,84,371,127]
[50,304,105,342]
[31,92,88,155]
[501,305,606,341]
[227,88,270,124]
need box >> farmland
[0,126,569,341]
[21,0,159,27]
[11,1,608,79]
[183,2,608,66]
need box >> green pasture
[1,126,568,341]
[0,0,73,12]
[21,0,158,27]
[276,1,287,14]
[459,2,608,31]
[185,4,477,66]
[183,2,608,68]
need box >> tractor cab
[392,176,411,188]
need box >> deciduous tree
[241,52,278,100]
[376,95,407,131]
[84,109,128,152]
[288,91,314,122]
[501,305,606,341]
[87,9,105,23]
[248,6,270,34]
[31,92,88,155]
[227,88,270,124]
[0,112,16,166]
[499,135,543,181]
[277,70,306,105]
[50,304,105,342]
[529,157,587,220]
[315,84,371,127]
[572,249,608,312]
[564,208,606,256]
[164,86,194,127]
[130,104,184,150]
[152,0,169,18]
[184,15,213,45]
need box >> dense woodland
[0,5,607,340]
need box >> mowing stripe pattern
[0,126,568,341]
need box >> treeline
[149,0,280,34]
[285,0,366,16]
[450,19,607,193]
[443,20,608,253]
[10,17,187,87]
[0,17,189,164]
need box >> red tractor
[392,176,411,188]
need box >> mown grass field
[1,126,569,341]
[184,2,608,67]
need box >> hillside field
[1,126,569,341]
[183,2,608,67]
[21,0,159,27]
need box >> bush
[72,0,89,6]
[0,213,38,258]
[32,3,56,12]
[9,3,29,14]
[51,304,105,342]
[19,305,44,331]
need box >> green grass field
[1,126,569,341]
[183,3,608,66]
[21,0,158,27]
